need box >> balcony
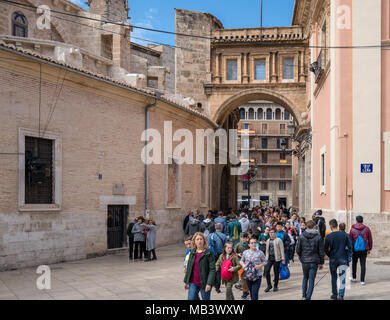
[311,48,328,83]
[212,26,304,43]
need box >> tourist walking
[184,236,193,272]
[250,213,263,239]
[276,222,291,265]
[228,215,242,246]
[264,229,285,292]
[324,219,352,300]
[234,233,250,299]
[216,242,241,300]
[144,219,157,262]
[239,212,251,233]
[349,215,373,285]
[126,218,137,261]
[207,224,227,293]
[240,237,268,300]
[185,216,204,237]
[214,211,227,233]
[313,210,326,242]
[296,220,325,300]
[184,232,216,300]
[258,226,270,254]
[131,216,146,260]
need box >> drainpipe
[145,92,162,218]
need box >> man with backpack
[349,216,373,285]
[207,224,227,293]
[313,210,326,242]
[228,214,242,247]
[275,222,291,265]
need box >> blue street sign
[361,164,373,173]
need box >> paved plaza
[0,243,390,300]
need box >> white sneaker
[350,277,357,282]
[361,282,366,285]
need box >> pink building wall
[382,0,390,212]
[313,68,331,210]
[336,0,354,212]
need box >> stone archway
[213,87,304,126]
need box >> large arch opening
[213,88,303,127]
[213,88,302,212]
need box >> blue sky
[70,0,295,47]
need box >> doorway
[278,197,287,209]
[107,205,128,249]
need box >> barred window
[12,12,28,38]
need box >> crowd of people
[182,207,373,301]
[126,216,157,262]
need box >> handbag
[280,262,290,280]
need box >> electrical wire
[1,0,199,52]
[2,0,390,50]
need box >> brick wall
[0,53,214,270]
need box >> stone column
[271,52,278,83]
[299,51,306,82]
[242,53,249,83]
[215,53,221,84]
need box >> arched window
[12,12,28,38]
[275,108,281,120]
[266,108,272,120]
[284,110,290,120]
[248,108,254,120]
[240,108,246,120]
[257,108,263,120]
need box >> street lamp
[287,121,296,138]
[247,160,258,209]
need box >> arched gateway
[175,9,311,212]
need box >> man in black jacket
[126,218,137,261]
[313,210,326,241]
[324,219,352,300]
[296,220,325,300]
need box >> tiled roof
[0,40,217,128]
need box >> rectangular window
[101,34,113,60]
[261,182,268,190]
[254,59,266,80]
[262,153,268,164]
[321,154,325,187]
[167,161,180,207]
[25,137,54,204]
[227,59,238,80]
[262,138,268,149]
[283,58,294,80]
[262,124,267,134]
[280,124,286,134]
[147,77,158,89]
[262,168,267,179]
[243,137,250,149]
[279,181,286,190]
[320,146,326,194]
[280,168,286,179]
[244,123,250,130]
[280,153,286,160]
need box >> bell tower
[88,0,129,23]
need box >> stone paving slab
[0,243,389,300]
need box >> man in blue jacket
[324,219,352,300]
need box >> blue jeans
[329,259,348,298]
[188,283,211,300]
[245,277,262,300]
[301,263,318,300]
[284,250,290,265]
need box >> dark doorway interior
[278,197,287,209]
[107,205,128,249]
